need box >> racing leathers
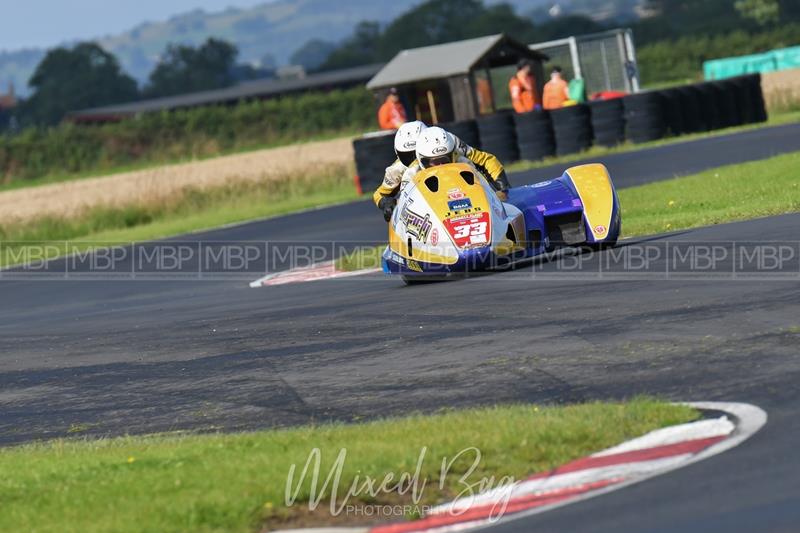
[372,136,510,221]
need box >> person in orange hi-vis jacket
[377,87,407,130]
[542,66,570,110]
[508,60,538,113]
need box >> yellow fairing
[388,163,489,265]
[388,226,457,265]
[413,163,490,223]
[566,163,615,240]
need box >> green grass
[0,168,358,268]
[0,399,696,532]
[336,152,800,271]
[336,244,386,272]
[620,151,800,236]
[506,110,800,174]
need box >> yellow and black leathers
[373,136,509,209]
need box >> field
[0,399,696,532]
[762,69,800,114]
[0,137,354,225]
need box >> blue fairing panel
[506,177,582,237]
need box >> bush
[638,23,800,85]
[0,86,374,183]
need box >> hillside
[0,0,645,95]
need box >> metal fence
[530,28,640,96]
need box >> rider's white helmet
[394,120,427,166]
[416,126,457,168]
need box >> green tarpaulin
[704,46,800,80]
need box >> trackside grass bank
[0,399,696,532]
[0,167,358,268]
[337,151,800,271]
[620,150,800,236]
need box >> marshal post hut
[367,34,548,124]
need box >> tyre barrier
[352,131,395,193]
[728,76,754,125]
[658,88,686,136]
[550,104,593,156]
[623,91,666,143]
[476,111,520,164]
[351,74,769,193]
[441,119,480,149]
[513,110,556,161]
[588,98,625,147]
[691,82,721,131]
[712,80,741,129]
[675,85,704,134]
[744,73,768,123]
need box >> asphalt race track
[2,123,800,532]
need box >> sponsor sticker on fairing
[444,211,490,249]
[401,204,433,243]
[447,198,473,212]
[447,188,465,200]
[431,228,439,246]
[390,252,405,265]
[407,260,423,272]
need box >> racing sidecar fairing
[381,162,620,280]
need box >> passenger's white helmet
[416,126,456,168]
[394,120,427,166]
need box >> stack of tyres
[476,111,520,164]
[658,88,685,136]
[513,110,555,160]
[550,104,593,155]
[675,85,704,133]
[441,119,481,149]
[745,73,768,123]
[692,82,720,131]
[712,80,742,129]
[728,75,755,125]
[352,131,396,193]
[623,91,667,143]
[588,98,625,147]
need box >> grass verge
[0,398,697,532]
[336,152,800,271]
[0,167,357,268]
[619,150,800,236]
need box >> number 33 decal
[453,222,487,239]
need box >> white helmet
[416,126,456,168]
[394,120,427,166]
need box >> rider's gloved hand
[495,170,511,201]
[378,196,397,222]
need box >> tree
[735,0,780,26]
[290,39,337,71]
[318,22,382,71]
[144,38,238,98]
[319,0,538,71]
[22,42,138,125]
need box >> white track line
[249,261,380,287]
